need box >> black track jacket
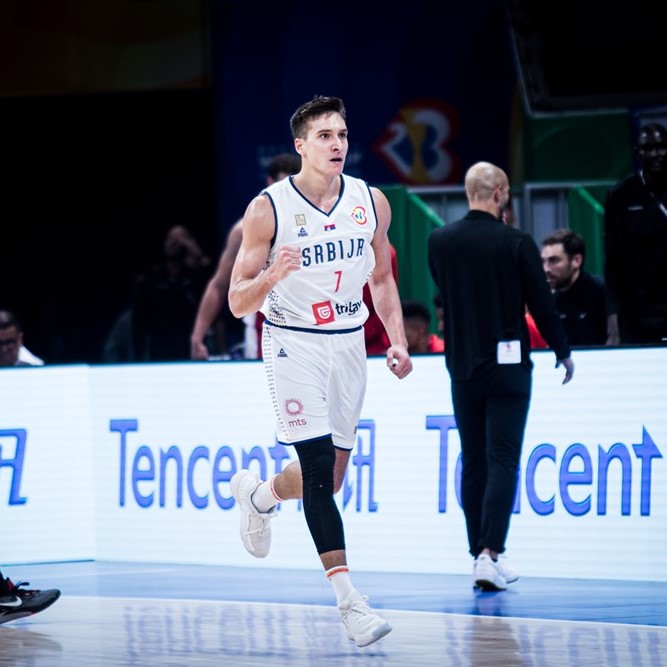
[428,210,571,382]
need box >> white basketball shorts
[261,323,367,450]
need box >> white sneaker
[473,554,507,591]
[496,554,519,584]
[230,470,276,558]
[338,591,392,647]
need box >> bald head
[464,161,510,216]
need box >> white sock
[326,566,356,605]
[251,475,283,513]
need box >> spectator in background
[132,225,212,361]
[190,153,302,360]
[363,242,398,355]
[0,310,43,367]
[541,229,607,346]
[604,122,667,345]
[402,299,444,354]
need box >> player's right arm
[229,194,301,319]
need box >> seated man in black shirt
[541,228,607,346]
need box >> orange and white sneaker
[338,591,392,647]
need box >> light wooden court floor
[1,560,666,666]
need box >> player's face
[298,112,348,176]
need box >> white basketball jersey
[259,174,377,331]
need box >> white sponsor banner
[1,349,666,581]
[0,366,96,563]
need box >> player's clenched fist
[270,245,302,281]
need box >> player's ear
[294,137,305,156]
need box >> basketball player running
[228,95,412,647]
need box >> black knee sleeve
[294,436,345,555]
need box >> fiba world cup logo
[350,206,367,225]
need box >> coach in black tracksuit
[428,161,574,591]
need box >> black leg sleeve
[294,436,345,555]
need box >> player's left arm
[368,187,412,378]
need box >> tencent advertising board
[1,349,665,581]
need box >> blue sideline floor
[2,560,667,666]
[24,560,667,626]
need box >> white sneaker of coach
[473,554,508,591]
[496,554,519,584]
